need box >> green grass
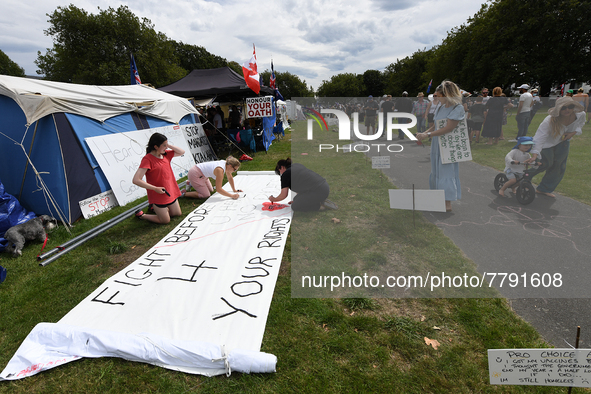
[0,122,588,393]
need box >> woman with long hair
[416,80,465,212]
[132,133,184,224]
[184,156,242,200]
[527,96,586,197]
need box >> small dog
[4,215,58,257]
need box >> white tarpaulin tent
[0,75,198,126]
[0,172,291,380]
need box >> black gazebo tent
[159,67,275,102]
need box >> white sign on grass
[0,173,292,380]
[85,125,196,206]
[78,190,118,219]
[488,349,591,388]
[388,189,446,212]
[372,156,390,169]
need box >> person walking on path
[512,84,534,141]
[416,81,465,212]
[412,92,429,134]
[573,88,589,123]
[364,96,379,135]
[481,87,511,145]
[467,96,486,143]
[394,91,414,140]
[526,96,586,197]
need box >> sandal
[135,210,145,219]
[322,199,338,210]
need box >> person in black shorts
[269,158,337,211]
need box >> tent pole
[38,201,146,263]
[18,121,40,200]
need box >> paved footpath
[359,137,591,348]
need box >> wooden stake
[412,184,416,228]
[567,326,581,394]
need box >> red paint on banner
[262,202,289,211]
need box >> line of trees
[318,0,591,97]
[10,4,313,99]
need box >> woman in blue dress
[416,80,466,212]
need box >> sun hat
[548,96,585,117]
[513,136,534,150]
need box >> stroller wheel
[516,181,536,205]
[494,173,508,191]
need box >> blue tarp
[0,180,36,252]
[262,100,276,151]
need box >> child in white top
[499,137,535,197]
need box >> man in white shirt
[512,84,533,141]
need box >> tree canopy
[259,69,314,99]
[316,73,365,97]
[0,50,25,77]
[34,5,243,87]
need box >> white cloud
[0,0,486,89]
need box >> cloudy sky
[1,0,487,89]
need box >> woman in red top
[132,132,185,224]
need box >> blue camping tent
[0,75,199,224]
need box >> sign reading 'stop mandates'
[246,96,274,118]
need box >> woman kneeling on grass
[527,96,586,198]
[183,156,242,200]
[269,158,337,211]
[132,132,184,224]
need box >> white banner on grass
[85,125,198,207]
[0,173,291,380]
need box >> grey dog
[4,215,58,257]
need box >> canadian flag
[242,44,260,94]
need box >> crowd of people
[132,83,588,221]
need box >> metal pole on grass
[412,184,416,228]
[38,201,146,265]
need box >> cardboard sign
[181,123,217,164]
[78,190,119,219]
[372,156,390,169]
[389,189,446,212]
[436,117,472,164]
[246,96,274,118]
[489,348,591,388]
